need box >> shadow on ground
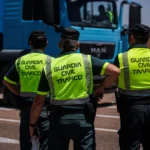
[97,102,116,108]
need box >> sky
[117,0,150,26]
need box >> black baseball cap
[28,31,47,48]
[61,28,80,40]
[28,31,47,42]
[129,24,150,38]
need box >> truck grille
[80,42,115,59]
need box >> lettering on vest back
[54,62,82,72]
[21,60,43,65]
[20,60,43,76]
[54,62,83,84]
[130,57,150,74]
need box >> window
[22,0,43,20]
[66,0,118,28]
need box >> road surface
[0,93,122,150]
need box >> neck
[39,48,44,52]
[62,48,76,52]
[35,48,44,52]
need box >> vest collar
[58,51,77,57]
[30,49,44,53]
[128,44,147,51]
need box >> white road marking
[0,118,119,133]
[106,105,117,109]
[0,108,16,111]
[0,94,3,99]
[0,105,117,110]
[0,118,20,123]
[0,137,19,144]
[96,114,119,119]
[0,114,119,124]
[95,128,118,132]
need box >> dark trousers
[48,113,94,150]
[19,107,49,150]
[118,105,150,150]
[90,95,98,150]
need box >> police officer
[97,5,110,22]
[3,31,53,150]
[114,24,150,150]
[29,28,120,150]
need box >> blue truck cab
[0,0,141,105]
[0,0,3,51]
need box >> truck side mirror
[42,0,60,25]
[129,3,141,28]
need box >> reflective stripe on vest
[46,58,55,102]
[82,54,91,93]
[16,54,52,97]
[118,48,150,96]
[118,88,150,96]
[20,92,36,97]
[16,57,21,77]
[51,97,90,105]
[45,53,92,105]
[122,52,130,90]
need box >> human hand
[96,97,102,103]
[29,126,35,137]
[93,84,104,102]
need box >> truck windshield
[66,0,118,28]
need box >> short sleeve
[37,69,50,95]
[4,64,19,84]
[91,56,109,76]
[114,55,119,68]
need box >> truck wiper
[72,22,94,27]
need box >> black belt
[119,96,150,106]
[132,99,150,105]
[49,107,84,115]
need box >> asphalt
[0,93,143,150]
[0,93,123,150]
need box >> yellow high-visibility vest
[15,51,53,97]
[118,47,150,96]
[44,53,93,105]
